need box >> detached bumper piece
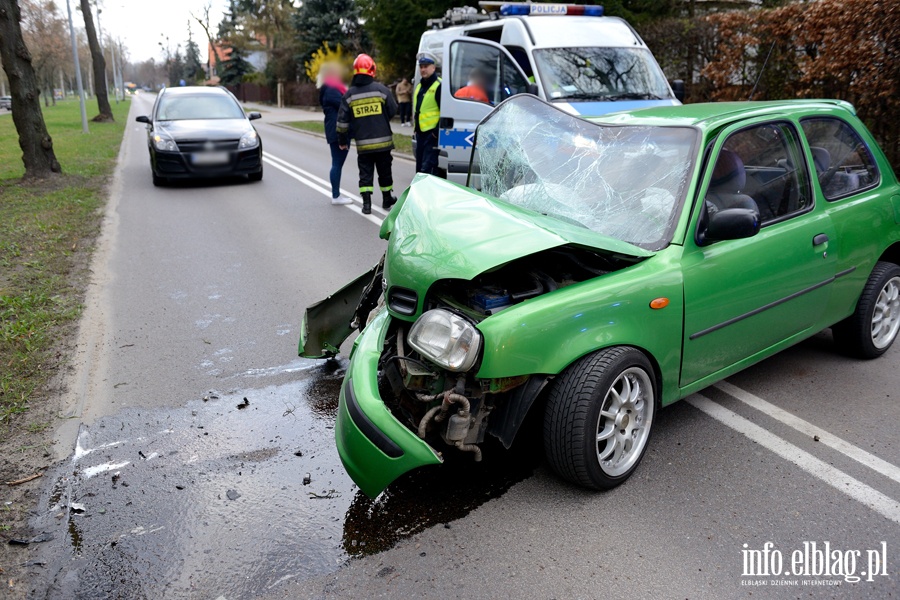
[335,310,442,497]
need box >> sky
[95,0,229,63]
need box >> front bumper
[336,310,442,497]
[150,146,262,179]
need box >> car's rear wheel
[248,166,263,182]
[544,346,656,490]
[833,261,900,358]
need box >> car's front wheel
[833,261,900,358]
[544,346,656,490]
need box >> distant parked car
[135,86,263,186]
[0,96,11,111]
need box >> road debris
[6,472,43,486]
[226,489,241,501]
[302,473,311,485]
[308,489,339,499]
[237,397,250,410]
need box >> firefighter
[337,54,398,215]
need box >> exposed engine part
[446,413,471,442]
[427,244,634,318]
[416,391,471,438]
[454,440,482,461]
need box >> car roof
[160,86,231,97]
[588,100,858,131]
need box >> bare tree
[78,0,112,121]
[192,3,222,81]
[21,0,69,106]
[0,0,62,178]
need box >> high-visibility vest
[414,78,441,132]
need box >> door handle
[812,233,829,246]
[439,117,454,129]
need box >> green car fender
[475,247,686,406]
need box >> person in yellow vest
[413,52,442,175]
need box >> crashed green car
[300,95,900,498]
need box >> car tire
[544,346,656,490]
[248,166,263,182]
[832,261,900,359]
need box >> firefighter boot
[361,193,372,215]
[382,191,397,210]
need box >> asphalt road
[33,93,900,599]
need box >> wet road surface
[33,359,539,599]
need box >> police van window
[707,123,811,224]
[800,117,880,201]
[505,46,534,79]
[449,40,528,105]
[466,26,502,44]
[533,47,671,102]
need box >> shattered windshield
[473,95,698,250]
[533,47,673,102]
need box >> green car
[300,95,900,498]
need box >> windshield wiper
[602,92,667,101]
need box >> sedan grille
[176,139,240,153]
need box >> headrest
[710,149,746,193]
[810,146,830,173]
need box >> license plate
[192,151,229,165]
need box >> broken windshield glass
[473,95,698,250]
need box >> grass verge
[283,120,413,155]
[0,98,128,434]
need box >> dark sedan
[136,86,263,186]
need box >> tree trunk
[79,0,113,122]
[0,0,62,179]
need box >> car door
[439,38,531,186]
[680,118,837,387]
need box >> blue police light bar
[497,3,604,16]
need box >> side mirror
[700,208,760,245]
[248,112,262,121]
[671,79,685,103]
[526,83,539,96]
[135,115,151,124]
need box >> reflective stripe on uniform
[380,185,393,192]
[360,186,374,193]
[414,78,441,132]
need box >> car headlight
[407,309,482,372]
[152,133,177,152]
[239,130,259,149]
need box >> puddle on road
[32,361,540,598]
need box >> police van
[415,2,683,184]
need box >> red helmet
[353,54,376,77]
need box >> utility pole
[65,0,89,132]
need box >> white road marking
[688,394,900,525]
[716,380,900,486]
[262,152,389,226]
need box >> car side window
[800,117,879,201]
[449,41,529,105]
[706,122,811,225]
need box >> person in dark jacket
[337,54,398,215]
[318,63,352,205]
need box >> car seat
[705,149,759,214]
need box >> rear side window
[800,118,879,201]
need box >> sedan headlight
[239,130,259,149]
[152,133,177,152]
[407,309,482,372]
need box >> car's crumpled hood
[381,175,652,314]
[157,118,251,140]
